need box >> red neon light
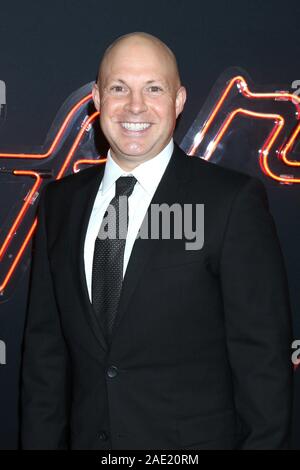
[73,158,106,173]
[0,171,42,261]
[188,76,300,183]
[0,94,92,159]
[56,111,100,179]
[0,110,103,293]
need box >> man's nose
[124,90,148,114]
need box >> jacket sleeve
[219,176,293,449]
[20,184,71,449]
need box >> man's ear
[175,86,187,118]
[92,83,100,111]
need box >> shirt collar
[101,138,174,196]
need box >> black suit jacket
[20,144,293,449]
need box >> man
[21,32,293,449]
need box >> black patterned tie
[91,175,137,341]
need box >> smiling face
[92,35,186,170]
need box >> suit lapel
[70,163,108,353]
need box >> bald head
[92,31,186,170]
[96,32,181,89]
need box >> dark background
[0,0,299,449]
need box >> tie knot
[115,176,137,198]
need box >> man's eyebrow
[106,79,127,84]
[145,79,166,84]
[146,79,171,90]
[107,78,167,85]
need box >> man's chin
[112,146,156,161]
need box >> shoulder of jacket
[184,152,254,197]
[41,164,102,199]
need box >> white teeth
[121,122,151,131]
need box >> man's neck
[109,140,174,172]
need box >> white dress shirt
[84,138,174,302]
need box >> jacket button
[107,365,118,378]
[98,431,108,441]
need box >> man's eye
[110,85,126,93]
[148,86,163,93]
